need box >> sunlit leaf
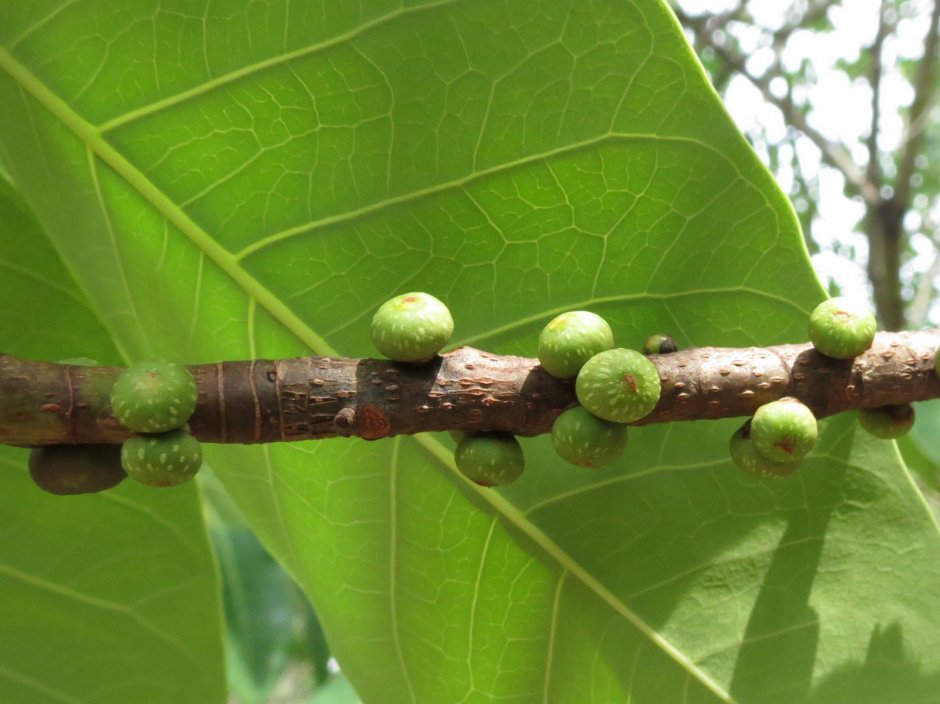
[0,175,226,703]
[1,2,938,702]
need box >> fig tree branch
[2,329,938,447]
[672,4,879,205]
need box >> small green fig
[808,297,877,359]
[642,334,678,355]
[111,360,198,433]
[28,444,126,495]
[551,406,627,468]
[750,397,818,463]
[454,433,524,487]
[538,311,615,378]
[575,348,661,423]
[729,421,801,479]
[121,429,203,488]
[371,292,454,363]
[858,404,915,439]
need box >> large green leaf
[1,1,938,702]
[0,175,226,702]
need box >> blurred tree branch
[673,3,877,203]
[673,0,940,332]
[864,1,902,330]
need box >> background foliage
[674,0,940,331]
[0,1,938,702]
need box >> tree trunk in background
[672,0,940,333]
[867,198,905,331]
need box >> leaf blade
[0,175,226,704]
[1,1,938,702]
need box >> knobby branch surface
[1,330,939,448]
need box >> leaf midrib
[415,433,736,702]
[0,45,753,356]
[0,43,737,703]
[0,45,339,357]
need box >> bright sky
[676,0,938,321]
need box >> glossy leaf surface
[1,2,938,702]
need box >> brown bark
[867,198,906,331]
[2,330,939,447]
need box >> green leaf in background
[0,175,226,703]
[1,2,938,703]
[312,675,362,704]
[203,470,337,703]
[899,399,940,493]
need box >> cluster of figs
[370,292,916,487]
[25,292,920,495]
[29,361,203,494]
[732,297,907,478]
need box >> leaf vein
[95,0,462,133]
[414,433,738,703]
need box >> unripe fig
[642,334,678,355]
[551,405,627,468]
[808,297,877,359]
[121,429,203,488]
[454,433,524,487]
[858,404,915,439]
[575,348,661,423]
[729,422,801,479]
[371,292,454,363]
[28,444,126,495]
[750,397,818,463]
[111,360,198,433]
[538,311,615,378]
